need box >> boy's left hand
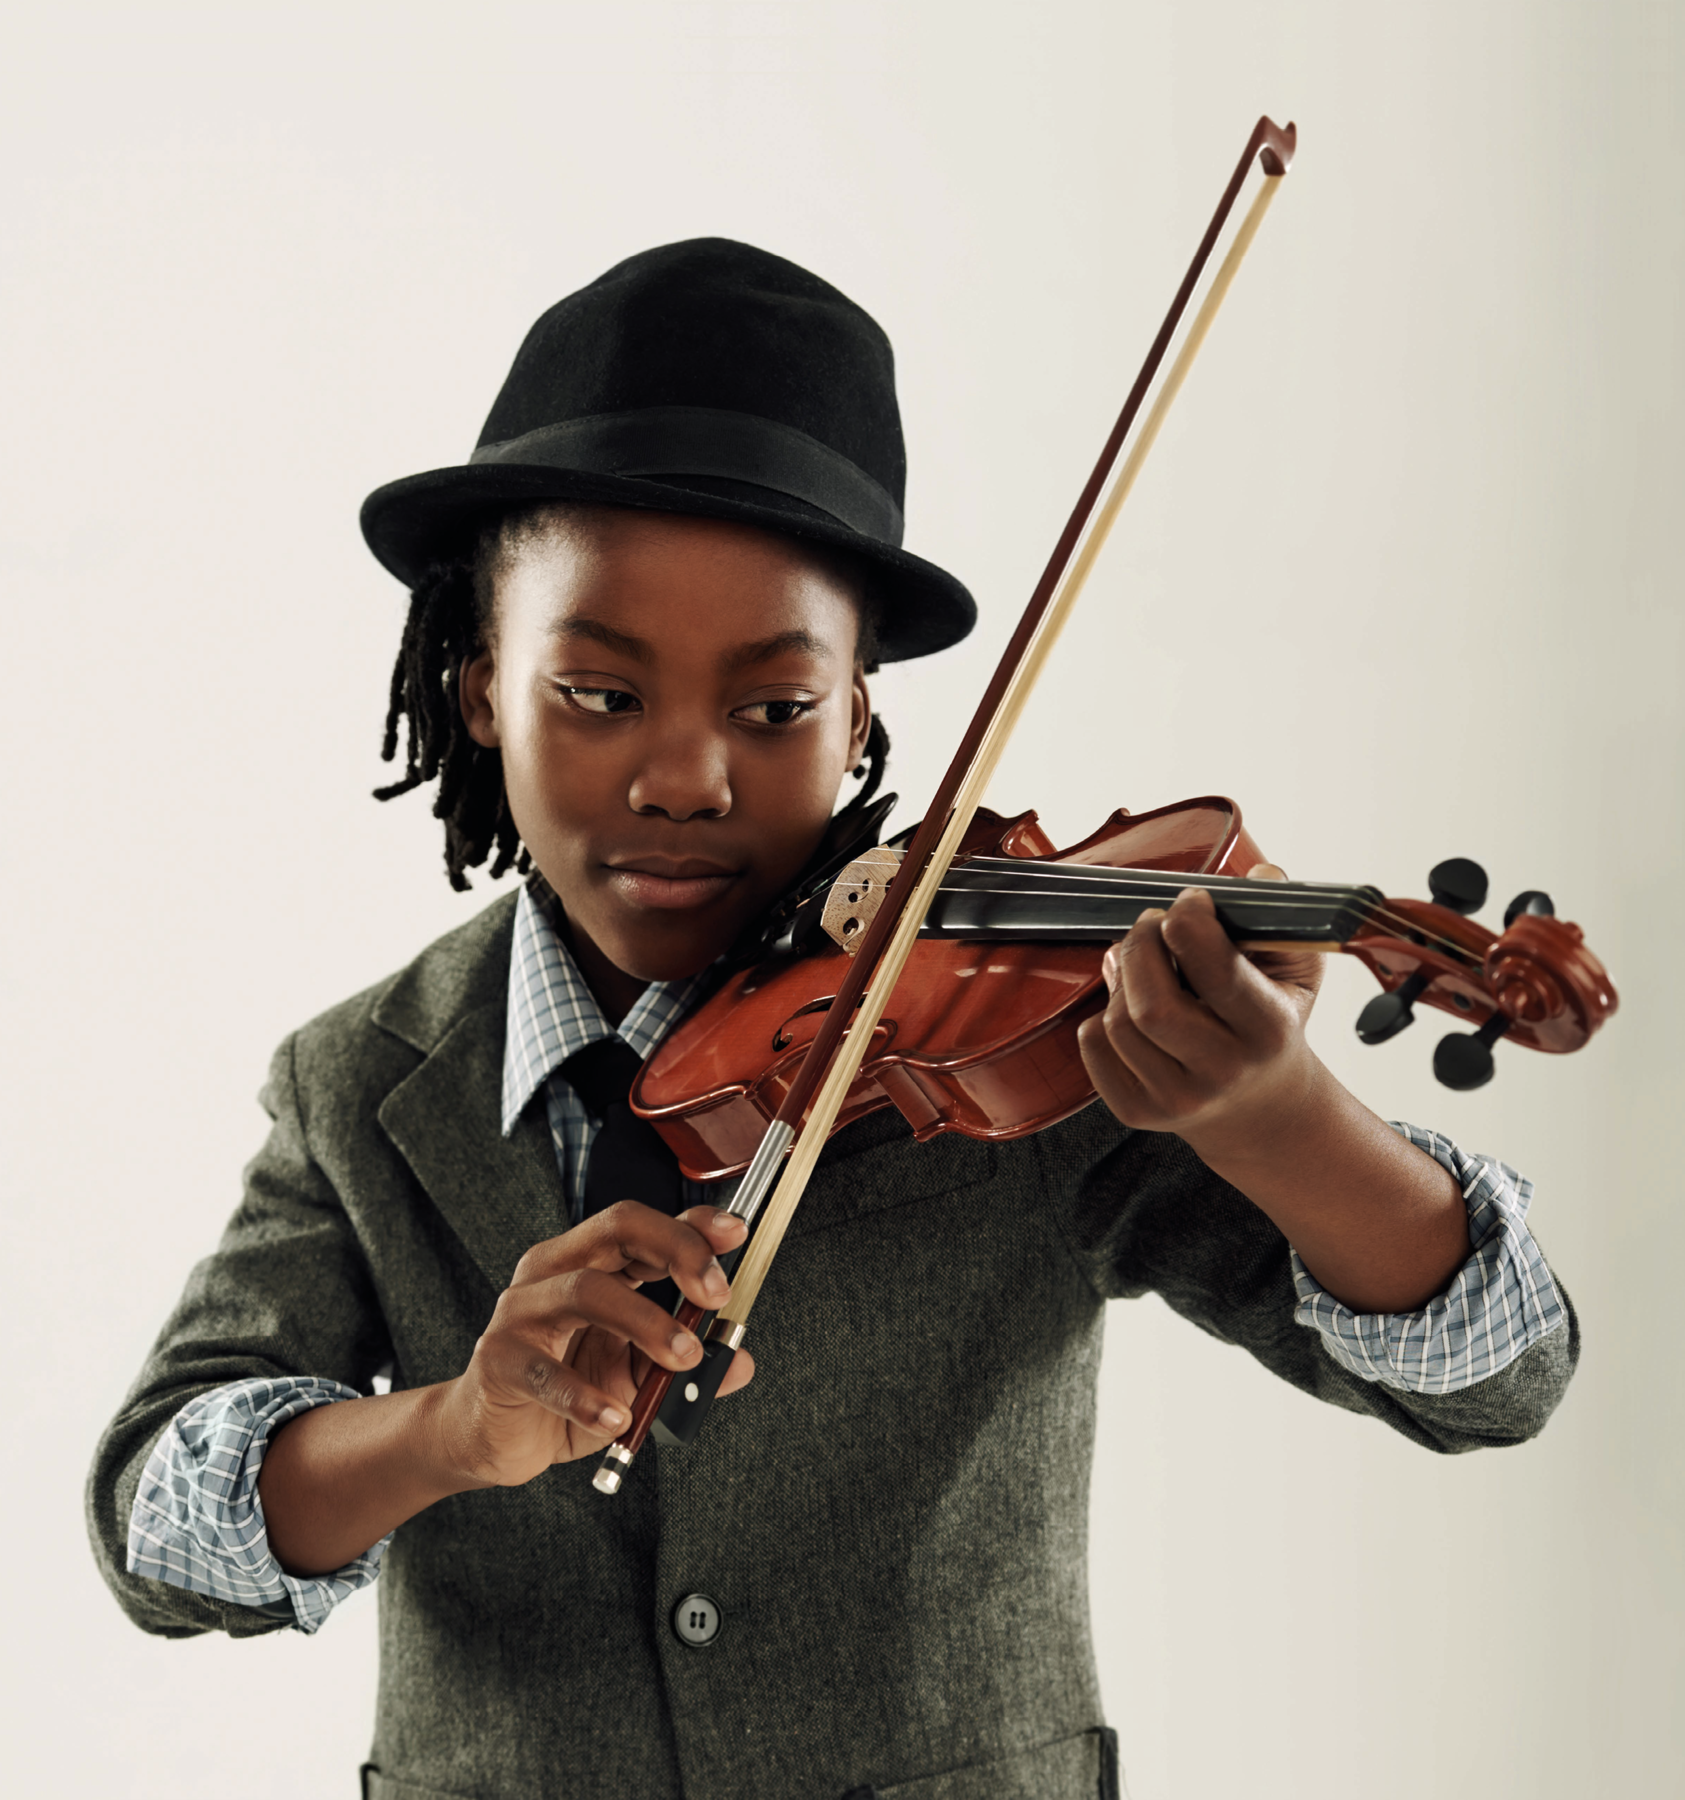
[1076,867,1325,1159]
[1075,863,1472,1315]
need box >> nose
[627,718,732,822]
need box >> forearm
[259,1381,481,1576]
[1181,1057,1468,1314]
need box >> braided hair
[374,507,892,890]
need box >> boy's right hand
[433,1202,753,1486]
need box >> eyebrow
[553,618,834,672]
[551,618,654,662]
[721,628,834,673]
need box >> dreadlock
[374,509,893,890]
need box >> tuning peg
[1356,969,1431,1044]
[1433,1012,1510,1090]
[1428,858,1488,916]
[1503,890,1555,929]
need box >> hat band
[468,405,905,547]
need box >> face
[460,508,871,1005]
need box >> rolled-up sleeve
[127,1376,386,1634]
[1291,1121,1566,1395]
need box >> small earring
[851,761,866,779]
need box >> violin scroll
[1349,861,1618,1087]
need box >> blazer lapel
[371,895,569,1291]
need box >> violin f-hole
[772,991,866,1053]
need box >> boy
[91,239,1574,1800]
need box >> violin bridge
[821,846,903,954]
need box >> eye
[735,699,814,727]
[560,686,640,716]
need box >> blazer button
[671,1593,722,1648]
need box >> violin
[632,797,1619,1183]
[592,115,1620,1492]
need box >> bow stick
[595,114,1297,1495]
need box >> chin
[612,940,727,984]
[600,913,742,984]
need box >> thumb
[1242,860,1324,1003]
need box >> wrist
[1175,1046,1333,1182]
[1179,1060,1470,1313]
[414,1379,499,1497]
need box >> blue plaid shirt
[127,878,1566,1631]
[501,879,710,1227]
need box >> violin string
[918,891,1484,970]
[944,870,1361,900]
[950,858,1481,955]
[956,856,1362,896]
[922,864,1485,967]
[943,874,1360,900]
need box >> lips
[603,856,742,912]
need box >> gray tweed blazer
[87,895,1577,1800]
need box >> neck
[921,860,1385,948]
[555,912,648,1027]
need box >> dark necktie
[560,1037,683,1224]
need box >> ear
[848,669,872,771]
[460,648,500,748]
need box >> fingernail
[672,1330,700,1359]
[598,1405,628,1430]
[704,1261,730,1301]
[1136,906,1166,924]
[1102,945,1121,992]
[712,1208,745,1232]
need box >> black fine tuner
[1427,858,1488,917]
[1355,969,1432,1044]
[1433,1011,1510,1090]
[1503,890,1555,929]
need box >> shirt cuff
[1290,1121,1566,1395]
[126,1375,387,1634]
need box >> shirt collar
[501,879,708,1135]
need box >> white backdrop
[4,4,1680,1796]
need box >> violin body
[633,795,1618,1183]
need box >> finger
[716,1347,756,1398]
[1113,907,1232,1066]
[501,1266,705,1372]
[511,1203,705,1284]
[1242,944,1327,1004]
[623,1207,744,1287]
[1248,861,1288,882]
[678,1205,750,1254]
[596,1204,739,1311]
[1083,934,1196,1110]
[485,1345,633,1437]
[515,1204,741,1312]
[1155,888,1285,1041]
[1077,1008,1160,1125]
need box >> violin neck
[920,858,1384,948]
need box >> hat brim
[360,463,976,664]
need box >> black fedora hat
[360,238,976,663]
